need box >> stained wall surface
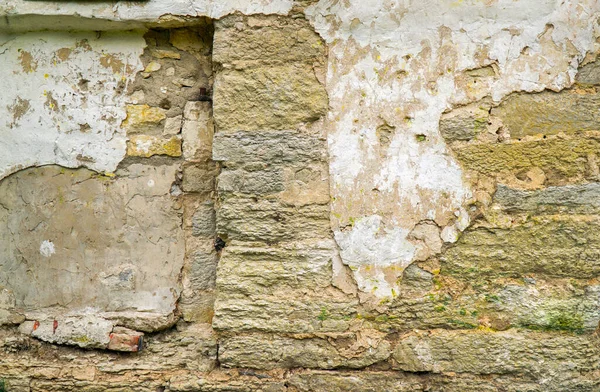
[1,0,600,390]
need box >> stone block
[576,60,600,85]
[392,329,600,375]
[178,290,215,323]
[213,295,357,334]
[217,197,330,242]
[122,104,166,133]
[494,183,600,213]
[452,137,600,184]
[182,116,214,161]
[183,101,211,121]
[213,14,325,67]
[287,371,424,392]
[491,90,600,138]
[191,201,216,237]
[215,241,334,296]
[213,65,327,131]
[218,333,391,370]
[217,168,285,195]
[163,115,182,136]
[439,106,489,142]
[213,130,327,165]
[181,162,218,193]
[185,238,218,291]
[126,135,182,157]
[441,216,600,278]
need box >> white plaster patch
[0,0,294,29]
[39,240,55,258]
[334,215,416,297]
[306,0,600,298]
[0,31,145,180]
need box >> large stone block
[287,371,424,392]
[218,168,285,195]
[213,241,357,334]
[213,65,328,132]
[392,329,600,377]
[219,333,391,370]
[213,130,327,166]
[213,293,357,334]
[215,241,334,295]
[213,15,325,67]
[491,90,600,139]
[452,137,600,184]
[494,183,600,213]
[441,216,600,278]
[217,197,330,243]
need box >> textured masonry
[1,1,600,391]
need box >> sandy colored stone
[217,197,330,243]
[127,134,182,157]
[491,90,600,139]
[219,333,391,370]
[181,163,218,193]
[392,329,599,376]
[441,216,600,278]
[213,14,325,67]
[163,115,182,136]
[122,104,166,133]
[452,137,600,184]
[213,65,327,132]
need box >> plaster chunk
[0,31,145,180]
[0,165,184,329]
[19,314,114,350]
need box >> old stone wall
[1,0,600,391]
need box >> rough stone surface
[0,164,183,321]
[393,329,600,377]
[219,333,391,370]
[212,15,327,132]
[491,90,600,139]
[2,1,600,390]
[127,135,182,157]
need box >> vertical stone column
[211,14,359,358]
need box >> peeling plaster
[0,0,294,31]
[0,31,145,180]
[305,0,600,298]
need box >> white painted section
[306,0,600,297]
[0,31,145,180]
[39,240,55,258]
[0,0,293,27]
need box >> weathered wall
[1,0,600,391]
